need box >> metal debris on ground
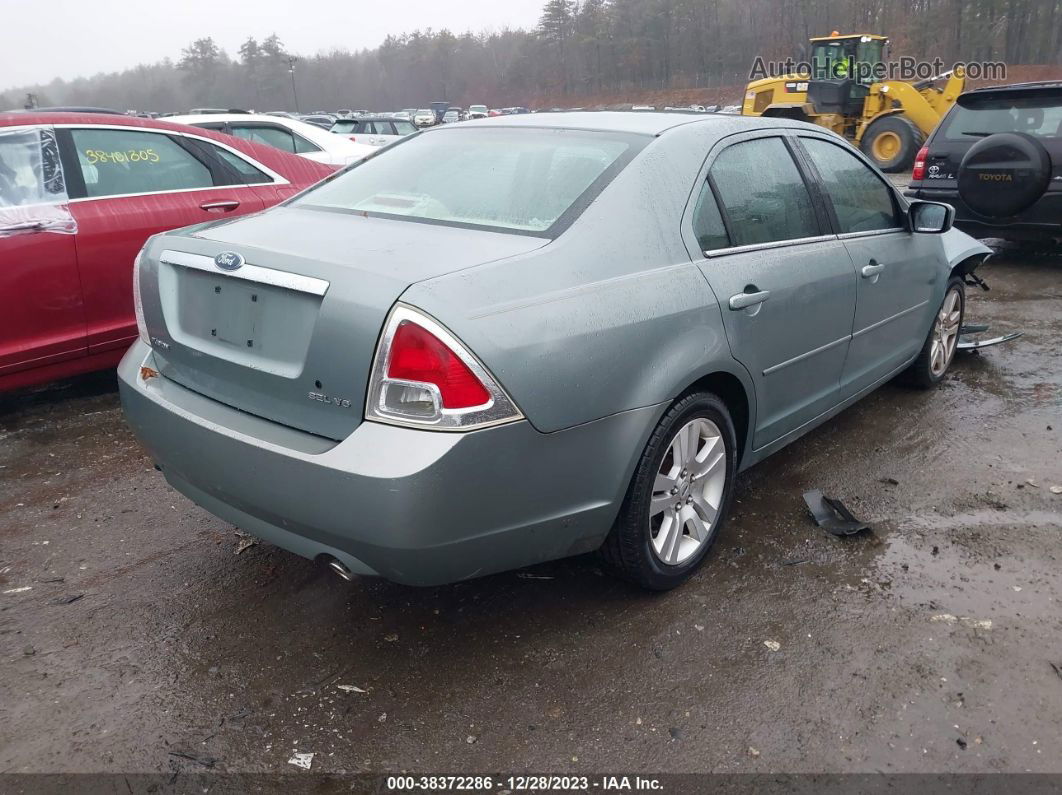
[930,614,993,630]
[956,323,1024,352]
[802,490,872,536]
[764,640,781,652]
[287,751,314,770]
[336,684,367,693]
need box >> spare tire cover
[958,132,1051,218]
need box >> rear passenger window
[691,181,729,251]
[292,133,320,154]
[800,137,901,233]
[231,125,296,153]
[206,143,273,185]
[70,128,213,198]
[710,137,819,247]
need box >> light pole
[287,56,300,113]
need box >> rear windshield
[295,127,644,235]
[941,94,1062,141]
[331,120,358,133]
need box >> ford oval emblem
[214,251,244,271]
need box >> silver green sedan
[119,112,991,590]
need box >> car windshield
[331,120,358,133]
[941,94,1062,141]
[295,127,643,234]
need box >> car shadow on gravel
[0,370,119,420]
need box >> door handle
[729,289,770,311]
[861,262,886,278]
[200,199,240,212]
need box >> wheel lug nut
[670,487,678,495]
[686,497,693,504]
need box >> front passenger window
[800,137,901,233]
[710,138,820,247]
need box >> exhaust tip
[326,557,355,582]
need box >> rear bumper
[118,342,659,585]
[906,184,1062,241]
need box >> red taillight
[348,135,357,142]
[387,321,490,408]
[912,145,929,181]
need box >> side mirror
[908,200,954,234]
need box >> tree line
[4,0,1060,113]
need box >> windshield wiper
[960,131,994,137]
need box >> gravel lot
[1,251,1060,776]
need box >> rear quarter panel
[403,123,751,435]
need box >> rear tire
[860,115,924,173]
[600,392,737,591]
[907,276,965,389]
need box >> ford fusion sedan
[119,113,990,590]
[0,112,334,392]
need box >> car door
[59,125,270,355]
[795,134,940,399]
[687,133,858,450]
[0,125,85,377]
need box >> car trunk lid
[139,206,547,440]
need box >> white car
[167,113,375,168]
[413,109,436,127]
[468,104,488,119]
[329,116,417,147]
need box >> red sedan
[0,112,335,391]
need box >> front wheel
[600,392,737,590]
[907,276,965,388]
[860,115,925,173]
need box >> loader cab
[807,34,887,115]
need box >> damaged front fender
[940,227,993,276]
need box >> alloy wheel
[930,286,962,377]
[649,418,727,565]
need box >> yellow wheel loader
[742,33,966,172]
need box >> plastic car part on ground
[956,323,1024,351]
[802,490,872,536]
[0,127,76,236]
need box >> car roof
[0,111,228,133]
[969,80,1062,94]
[456,110,794,136]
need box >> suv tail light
[366,305,522,431]
[132,248,150,346]
[912,145,929,181]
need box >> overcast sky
[1,0,546,90]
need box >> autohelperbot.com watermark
[749,56,1007,83]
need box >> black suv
[907,81,1062,246]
